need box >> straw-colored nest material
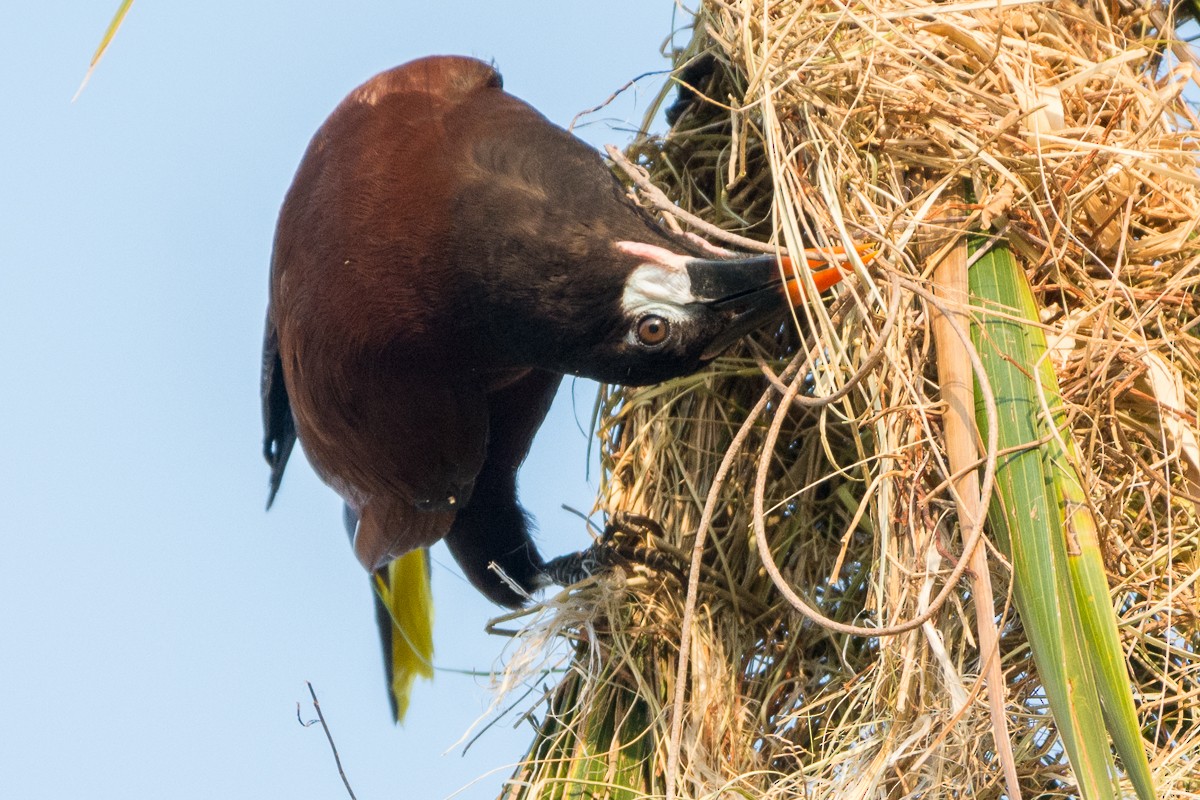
[498,1,1200,798]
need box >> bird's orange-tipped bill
[687,242,876,361]
[779,243,877,306]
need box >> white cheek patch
[616,241,696,315]
[622,263,696,313]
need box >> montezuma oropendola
[262,55,850,719]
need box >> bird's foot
[540,512,684,589]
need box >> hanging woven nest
[495,1,1200,798]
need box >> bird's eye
[635,314,670,347]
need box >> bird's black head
[555,241,793,385]
[440,85,808,384]
[474,236,794,386]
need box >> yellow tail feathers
[372,548,434,722]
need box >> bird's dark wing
[262,315,296,508]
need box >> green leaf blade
[970,238,1121,800]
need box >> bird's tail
[371,548,435,722]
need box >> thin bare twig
[298,682,358,800]
[569,70,670,132]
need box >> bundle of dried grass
[497,1,1200,798]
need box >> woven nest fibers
[494,2,1200,799]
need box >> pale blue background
[0,3,683,798]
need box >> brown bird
[262,55,847,718]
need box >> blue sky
[0,4,684,798]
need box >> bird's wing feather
[262,315,296,508]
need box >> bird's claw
[540,512,684,589]
[539,547,616,588]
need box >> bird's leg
[540,512,685,588]
[443,370,564,608]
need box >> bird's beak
[688,247,860,361]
